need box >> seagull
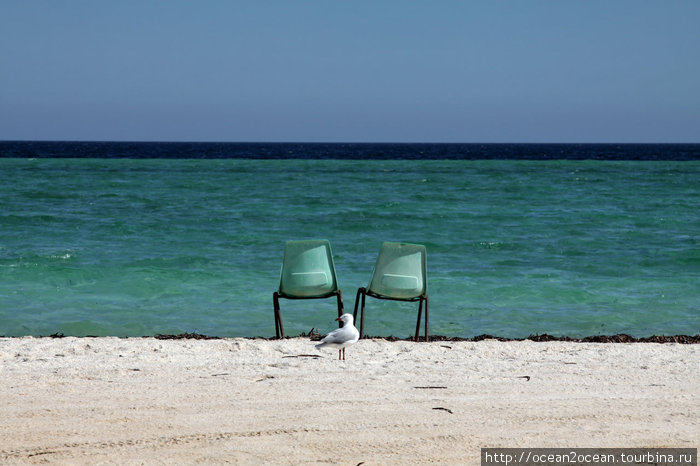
[315,313,360,360]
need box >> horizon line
[2,139,700,145]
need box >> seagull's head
[335,313,354,326]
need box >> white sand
[0,337,697,465]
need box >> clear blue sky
[2,1,699,143]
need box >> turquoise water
[1,158,698,338]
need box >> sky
[1,1,699,143]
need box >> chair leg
[273,292,284,339]
[337,290,344,315]
[353,287,367,339]
[424,295,429,342]
[360,290,366,338]
[336,290,344,327]
[352,288,363,335]
[415,298,423,342]
[352,288,361,321]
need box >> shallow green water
[1,158,698,337]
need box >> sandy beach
[1,337,697,465]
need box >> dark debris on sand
[363,333,700,344]
[459,333,698,344]
[32,332,700,344]
[154,333,221,340]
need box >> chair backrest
[367,242,427,299]
[278,240,339,298]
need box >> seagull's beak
[335,317,341,322]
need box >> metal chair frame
[353,287,429,342]
[273,290,344,339]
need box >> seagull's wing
[319,326,350,345]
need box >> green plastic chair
[353,242,429,341]
[273,240,343,338]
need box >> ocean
[1,142,698,338]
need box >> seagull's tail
[314,343,325,349]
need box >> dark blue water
[1,141,699,160]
